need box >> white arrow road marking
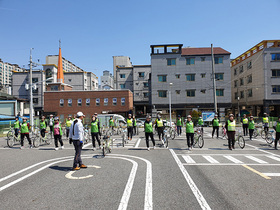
[65,165,101,180]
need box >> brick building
[44,90,133,121]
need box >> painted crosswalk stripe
[224,155,243,164]
[263,173,280,177]
[182,155,196,164]
[203,156,219,163]
[266,155,280,162]
[245,156,268,164]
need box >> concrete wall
[115,67,133,91]
[133,65,151,103]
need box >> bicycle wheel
[122,134,125,147]
[7,136,15,148]
[171,130,176,140]
[33,136,40,148]
[253,129,258,138]
[265,133,273,144]
[261,130,266,139]
[7,131,13,140]
[238,136,245,149]
[165,136,169,148]
[198,135,204,148]
[45,134,51,145]
[102,144,106,156]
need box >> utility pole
[211,44,218,114]
[169,83,173,127]
[29,48,34,131]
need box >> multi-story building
[113,56,132,89]
[231,40,280,117]
[150,44,231,118]
[64,72,98,90]
[100,70,114,90]
[46,55,84,72]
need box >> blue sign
[202,112,215,122]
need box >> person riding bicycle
[144,115,155,151]
[197,115,204,133]
[273,116,280,150]
[186,115,194,150]
[154,115,165,141]
[248,116,255,141]
[91,116,101,151]
[242,114,249,136]
[66,116,73,144]
[225,114,236,150]
[212,114,219,138]
[53,117,64,150]
[127,114,133,141]
[14,116,20,138]
[263,113,269,135]
[20,117,32,149]
[133,116,137,136]
[40,116,48,138]
[49,114,54,136]
[176,115,183,136]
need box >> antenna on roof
[59,39,61,48]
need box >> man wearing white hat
[69,112,87,170]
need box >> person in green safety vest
[109,116,115,132]
[273,116,280,150]
[91,116,101,150]
[20,117,32,149]
[242,114,249,136]
[176,115,183,136]
[212,114,219,138]
[53,117,64,150]
[197,116,204,134]
[154,115,165,141]
[186,115,194,150]
[248,116,255,140]
[14,116,20,137]
[40,116,48,138]
[49,114,54,136]
[133,116,137,136]
[225,114,236,150]
[66,116,73,143]
[263,113,269,136]
[144,115,155,151]
[127,114,133,141]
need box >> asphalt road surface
[1,127,280,210]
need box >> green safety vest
[14,121,20,129]
[109,119,114,127]
[198,118,203,126]
[53,123,63,135]
[21,122,29,133]
[243,118,248,124]
[213,119,219,127]
[91,121,99,133]
[40,121,47,129]
[127,119,133,127]
[156,119,163,127]
[186,121,194,133]
[177,119,182,126]
[276,122,280,133]
[66,120,73,128]
[249,120,255,129]
[133,119,137,126]
[145,121,153,133]
[227,120,236,131]
[263,117,269,123]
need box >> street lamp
[169,83,173,127]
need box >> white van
[97,114,126,128]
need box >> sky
[0,0,280,80]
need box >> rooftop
[181,47,231,56]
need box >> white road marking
[82,142,92,149]
[182,155,196,164]
[182,163,280,166]
[224,155,243,164]
[245,156,268,164]
[170,149,211,210]
[65,165,101,180]
[107,156,138,210]
[203,156,219,164]
[246,143,280,157]
[135,138,141,148]
[263,173,280,177]
[266,155,280,162]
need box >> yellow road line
[242,165,271,180]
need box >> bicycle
[121,127,127,147]
[265,130,275,144]
[193,129,204,148]
[253,128,260,138]
[261,126,269,139]
[7,127,21,148]
[83,125,90,144]
[235,129,245,149]
[161,129,169,148]
[222,126,227,139]
[33,128,52,148]
[102,134,113,156]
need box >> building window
[240,78,244,86]
[68,99,72,107]
[186,90,195,97]
[247,74,252,84]
[68,79,72,82]
[96,98,100,106]
[139,72,145,77]
[272,69,280,77]
[240,91,244,99]
[86,98,90,106]
[201,73,206,78]
[143,92,149,98]
[201,89,206,94]
[272,85,280,93]
[247,61,252,69]
[104,98,108,106]
[186,74,195,81]
[120,84,126,89]
[248,89,253,97]
[158,90,167,98]
[135,93,139,96]
[167,58,176,66]
[51,85,58,91]
[32,78,38,83]
[33,98,38,104]
[201,57,205,62]
[120,74,126,78]
[271,53,280,61]
[216,89,224,96]
[234,80,238,88]
[77,99,82,106]
[214,57,223,64]
[175,74,180,79]
[143,82,149,88]
[234,92,238,99]
[113,98,117,105]
[121,98,125,106]
[186,58,195,65]
[176,90,180,94]
[215,73,224,81]
[158,75,167,82]
[60,99,64,107]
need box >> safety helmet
[250,116,254,118]
[229,114,234,117]
[54,117,59,121]
[214,114,218,117]
[178,115,181,117]
[76,112,85,117]
[187,115,192,118]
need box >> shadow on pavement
[49,166,73,171]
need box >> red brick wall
[44,90,133,117]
